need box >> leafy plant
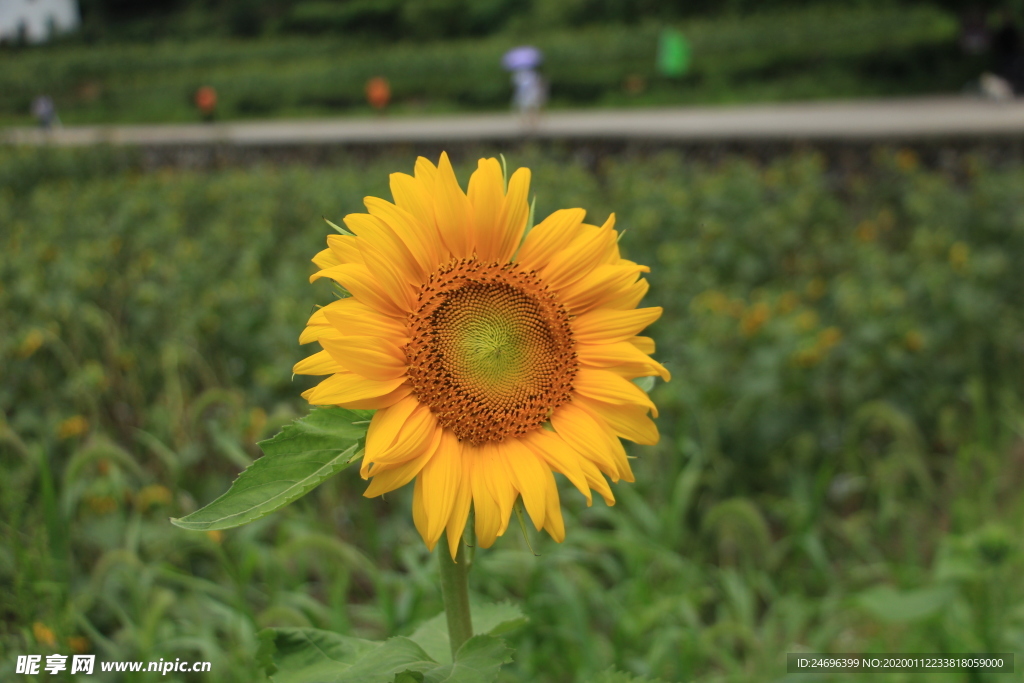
[0,5,962,126]
[2,146,1024,681]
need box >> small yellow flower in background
[206,529,224,544]
[33,622,56,646]
[86,495,118,515]
[796,310,819,332]
[794,347,822,368]
[135,484,173,511]
[727,298,746,318]
[69,636,90,654]
[949,242,970,272]
[876,208,895,232]
[18,329,45,358]
[855,219,878,243]
[776,291,799,314]
[895,148,919,172]
[817,326,843,351]
[296,153,668,558]
[57,415,89,440]
[904,330,925,352]
[740,302,771,337]
[696,290,730,314]
[805,277,827,301]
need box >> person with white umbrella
[502,45,547,130]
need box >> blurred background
[1,0,1024,123]
[3,1,1024,682]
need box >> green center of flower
[436,283,559,402]
[406,259,577,444]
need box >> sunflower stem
[437,530,473,658]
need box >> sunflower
[295,153,668,558]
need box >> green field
[0,4,972,127]
[2,146,1024,682]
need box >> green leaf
[632,376,656,393]
[265,628,438,683]
[256,628,280,676]
[594,669,667,683]
[332,638,438,683]
[408,602,526,665]
[422,635,512,683]
[856,584,954,623]
[393,672,425,683]
[262,628,378,683]
[171,407,370,531]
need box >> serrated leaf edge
[170,442,360,531]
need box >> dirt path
[5,97,1024,147]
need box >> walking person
[503,46,546,131]
[31,95,59,129]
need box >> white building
[0,0,79,44]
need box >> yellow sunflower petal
[522,428,593,505]
[470,444,502,548]
[446,446,475,560]
[539,215,618,290]
[364,196,443,277]
[559,264,648,315]
[418,429,462,550]
[303,304,331,328]
[467,158,505,261]
[390,172,442,258]
[499,438,548,530]
[292,349,343,376]
[572,306,663,344]
[364,394,420,473]
[550,402,624,481]
[604,277,650,310]
[363,448,433,498]
[299,323,337,345]
[337,383,412,411]
[433,152,475,258]
[573,367,658,416]
[299,305,337,344]
[306,372,407,406]
[494,167,531,262]
[367,405,441,469]
[484,443,517,536]
[515,208,585,270]
[312,262,410,318]
[576,395,660,445]
[313,247,341,270]
[576,456,615,506]
[327,234,364,264]
[577,340,670,381]
[344,213,422,288]
[630,336,656,354]
[412,474,428,546]
[321,335,407,381]
[321,303,408,342]
[541,470,566,543]
[415,156,439,187]
[574,400,635,483]
[343,215,418,311]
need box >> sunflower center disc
[406,259,577,444]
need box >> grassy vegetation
[2,145,1024,682]
[0,4,970,126]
